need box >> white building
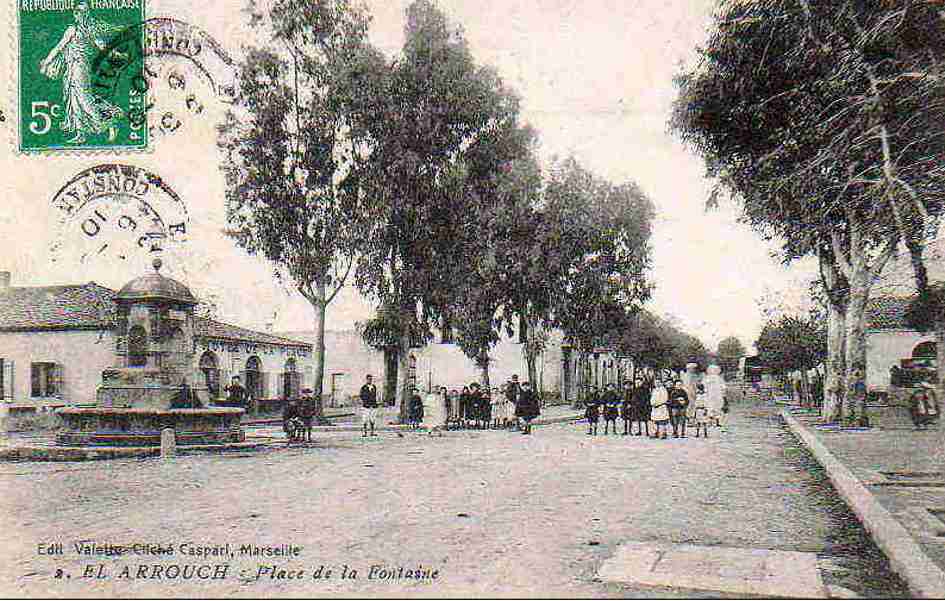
[280,327,568,406]
[865,295,936,391]
[0,271,312,410]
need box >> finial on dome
[152,257,163,273]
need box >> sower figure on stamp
[360,374,379,437]
[39,0,124,144]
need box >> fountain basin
[56,407,245,447]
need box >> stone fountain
[57,259,245,447]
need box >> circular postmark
[89,18,238,142]
[49,164,189,266]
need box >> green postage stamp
[18,0,147,152]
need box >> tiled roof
[195,317,310,348]
[0,282,310,348]
[866,296,912,331]
[0,283,116,331]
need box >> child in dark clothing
[669,379,690,438]
[585,387,601,436]
[602,384,620,435]
[407,388,424,429]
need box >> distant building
[279,326,567,406]
[0,271,312,409]
[865,296,936,392]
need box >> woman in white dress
[649,378,671,439]
[704,365,726,428]
[423,386,448,434]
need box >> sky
[0,0,819,353]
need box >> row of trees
[218,0,662,419]
[673,0,945,422]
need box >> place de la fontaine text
[66,563,441,582]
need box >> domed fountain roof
[116,259,197,304]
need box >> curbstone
[782,410,945,599]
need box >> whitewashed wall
[0,329,115,405]
[866,329,934,390]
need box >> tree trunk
[310,281,327,421]
[383,347,398,406]
[935,316,945,412]
[396,331,411,423]
[479,356,491,391]
[845,275,870,424]
[823,301,846,422]
[819,245,848,423]
[800,368,811,408]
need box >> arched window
[199,351,220,398]
[282,357,300,399]
[913,341,937,359]
[245,356,263,399]
[128,325,148,367]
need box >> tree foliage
[218,0,377,409]
[671,0,945,418]
[717,336,746,375]
[756,315,827,375]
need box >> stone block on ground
[597,541,825,598]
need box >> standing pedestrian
[693,383,709,438]
[585,386,601,436]
[620,380,634,436]
[516,381,540,434]
[910,384,939,430]
[491,387,502,429]
[602,383,620,435]
[631,376,652,437]
[669,379,690,438]
[469,383,484,429]
[359,374,379,437]
[407,386,424,429]
[704,365,725,428]
[423,385,447,435]
[459,385,472,429]
[225,375,246,409]
[650,378,671,440]
[505,375,521,430]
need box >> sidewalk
[783,408,945,598]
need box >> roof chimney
[0,271,10,289]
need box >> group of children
[583,374,727,440]
[406,375,542,434]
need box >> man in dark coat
[516,381,540,434]
[283,399,301,441]
[469,383,484,429]
[620,380,634,436]
[360,374,379,437]
[505,374,522,430]
[630,376,651,437]
[584,386,601,436]
[668,379,690,438]
[602,383,620,435]
[225,375,246,409]
[298,389,315,442]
